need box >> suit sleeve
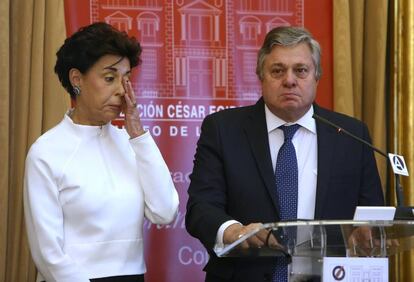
[358,124,385,206]
[185,114,234,252]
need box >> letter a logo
[388,153,409,176]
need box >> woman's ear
[69,68,82,87]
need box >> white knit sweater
[24,114,179,282]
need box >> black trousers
[42,274,144,282]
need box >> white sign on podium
[323,257,388,282]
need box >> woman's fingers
[123,78,137,109]
[121,77,145,138]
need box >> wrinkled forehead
[266,43,314,66]
[93,55,131,74]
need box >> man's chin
[270,104,310,122]
[279,101,301,112]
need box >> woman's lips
[107,104,121,112]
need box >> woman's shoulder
[27,118,78,162]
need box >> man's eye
[296,68,308,73]
[294,67,309,78]
[271,68,285,77]
[104,76,115,82]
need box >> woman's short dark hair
[55,22,142,99]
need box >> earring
[73,85,81,96]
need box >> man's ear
[69,68,82,87]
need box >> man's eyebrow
[269,63,286,67]
[269,63,310,68]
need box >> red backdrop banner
[63,1,332,281]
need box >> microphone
[312,113,413,220]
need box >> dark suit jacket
[185,98,384,282]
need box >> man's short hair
[256,26,322,81]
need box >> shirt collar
[64,110,110,138]
[265,104,317,134]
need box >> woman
[23,22,179,282]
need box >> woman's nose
[116,79,126,96]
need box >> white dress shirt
[215,105,318,247]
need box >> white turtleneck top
[24,113,179,282]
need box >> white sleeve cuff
[214,220,241,249]
[129,130,150,142]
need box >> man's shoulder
[314,104,366,128]
[206,100,261,123]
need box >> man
[185,26,384,282]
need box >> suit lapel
[314,105,337,218]
[242,102,338,219]
[243,99,281,217]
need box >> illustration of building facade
[231,0,303,99]
[91,0,303,100]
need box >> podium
[214,220,414,281]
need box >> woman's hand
[122,77,145,138]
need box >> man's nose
[282,69,297,88]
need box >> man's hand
[223,223,280,249]
[346,226,400,257]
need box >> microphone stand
[313,114,413,219]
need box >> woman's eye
[104,76,115,82]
